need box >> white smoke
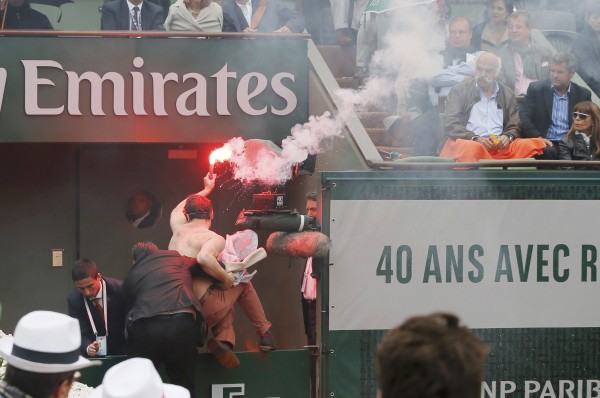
[219,2,447,185]
[222,112,343,186]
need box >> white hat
[0,311,100,373]
[89,358,190,398]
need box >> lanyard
[83,278,108,337]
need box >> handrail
[0,29,310,39]
[368,159,600,170]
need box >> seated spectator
[164,0,223,32]
[430,16,480,108]
[497,11,552,96]
[472,0,514,53]
[101,0,165,31]
[571,1,600,97]
[376,312,489,398]
[90,357,189,398]
[0,0,52,29]
[520,52,591,159]
[558,101,600,160]
[222,0,305,33]
[0,311,99,398]
[439,52,546,162]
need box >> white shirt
[127,0,143,30]
[235,0,252,27]
[466,83,503,137]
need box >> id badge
[96,335,107,356]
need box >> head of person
[71,259,101,300]
[475,52,502,91]
[89,357,189,398]
[0,311,99,398]
[132,241,159,263]
[567,101,600,147]
[507,11,532,48]
[184,194,213,223]
[183,0,211,9]
[376,312,489,398]
[549,52,577,92]
[306,192,318,218]
[127,191,153,221]
[486,0,513,25]
[585,1,600,35]
[448,16,472,50]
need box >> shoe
[258,330,276,352]
[224,248,267,273]
[207,338,241,368]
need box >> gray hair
[550,52,577,73]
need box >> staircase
[316,44,414,160]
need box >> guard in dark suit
[123,242,206,396]
[101,0,165,31]
[67,259,128,357]
[520,52,592,159]
[222,0,305,33]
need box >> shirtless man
[168,173,274,368]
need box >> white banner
[329,200,600,330]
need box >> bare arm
[170,172,216,230]
[196,234,235,289]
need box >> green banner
[365,0,434,14]
[0,37,308,143]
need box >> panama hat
[89,358,190,398]
[0,310,100,373]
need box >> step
[317,44,357,78]
[366,127,386,146]
[357,111,389,128]
[336,77,359,89]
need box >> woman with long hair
[558,101,600,161]
[164,0,223,32]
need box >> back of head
[376,312,488,398]
[71,259,98,282]
[184,194,213,221]
[132,241,159,263]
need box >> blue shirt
[546,84,571,142]
[467,82,503,137]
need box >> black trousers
[128,313,197,396]
[301,296,318,398]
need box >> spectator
[439,52,546,162]
[123,241,204,395]
[558,101,600,160]
[497,11,552,96]
[126,191,161,229]
[376,312,489,398]
[571,1,600,97]
[472,0,513,53]
[0,311,99,398]
[0,0,52,29]
[222,0,305,33]
[168,173,274,368]
[301,0,335,45]
[101,0,165,31]
[520,52,591,159]
[330,0,367,46]
[164,0,223,32]
[89,357,189,398]
[67,259,128,357]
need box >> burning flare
[209,144,233,175]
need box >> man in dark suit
[123,241,205,396]
[67,259,128,357]
[520,52,592,159]
[222,0,305,33]
[101,0,165,31]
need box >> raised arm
[170,172,216,230]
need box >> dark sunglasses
[572,112,590,121]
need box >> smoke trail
[221,112,343,186]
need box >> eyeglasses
[572,112,590,121]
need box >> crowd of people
[391,0,600,163]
